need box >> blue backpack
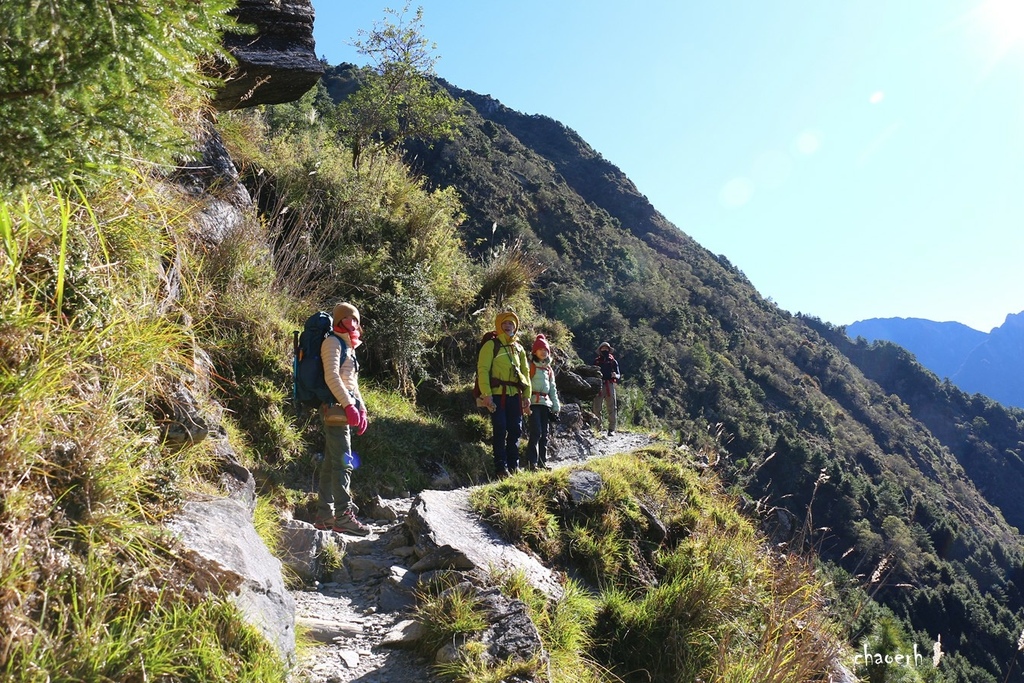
[293,311,348,409]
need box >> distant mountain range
[847,312,1024,408]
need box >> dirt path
[289,430,656,683]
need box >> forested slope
[316,66,1024,682]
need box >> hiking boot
[608,430,615,436]
[313,517,333,531]
[495,467,510,480]
[331,510,371,536]
[313,502,359,530]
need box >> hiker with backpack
[296,302,371,536]
[526,334,560,471]
[593,341,620,436]
[477,311,531,478]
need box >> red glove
[358,407,369,435]
[344,404,360,431]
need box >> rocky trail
[287,429,655,683]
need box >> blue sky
[310,1,1024,332]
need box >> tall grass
[338,384,481,495]
[471,446,845,683]
[415,577,489,658]
[2,546,284,682]
[475,236,545,312]
[494,569,609,683]
[218,113,477,394]
[0,177,286,680]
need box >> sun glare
[976,0,1024,55]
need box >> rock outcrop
[407,489,564,600]
[212,0,324,110]
[168,498,296,664]
[556,365,601,403]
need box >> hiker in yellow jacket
[477,311,531,477]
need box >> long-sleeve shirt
[594,353,620,382]
[322,333,362,407]
[477,334,530,397]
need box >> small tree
[857,616,926,683]
[337,2,463,168]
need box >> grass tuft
[471,446,844,682]
[415,578,488,659]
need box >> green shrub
[0,0,237,192]
[462,411,491,442]
[219,114,476,395]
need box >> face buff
[336,319,361,346]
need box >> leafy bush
[219,111,475,394]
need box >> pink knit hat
[532,334,550,355]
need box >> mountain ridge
[324,63,1024,681]
[848,312,1024,408]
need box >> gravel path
[289,430,656,683]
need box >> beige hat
[333,302,360,323]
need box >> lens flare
[978,0,1024,52]
[345,451,361,469]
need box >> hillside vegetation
[376,69,1024,682]
[0,5,841,682]
[3,3,1024,682]
[467,446,842,682]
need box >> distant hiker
[526,334,560,471]
[592,341,620,435]
[477,311,531,477]
[314,302,371,536]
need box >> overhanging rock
[212,0,324,110]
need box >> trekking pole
[292,330,300,411]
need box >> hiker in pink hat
[526,334,560,470]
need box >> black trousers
[526,404,551,468]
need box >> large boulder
[476,587,547,670]
[278,519,342,584]
[556,367,600,403]
[406,489,563,600]
[167,497,296,665]
[212,0,324,110]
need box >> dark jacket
[594,351,619,382]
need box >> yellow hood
[494,311,519,343]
